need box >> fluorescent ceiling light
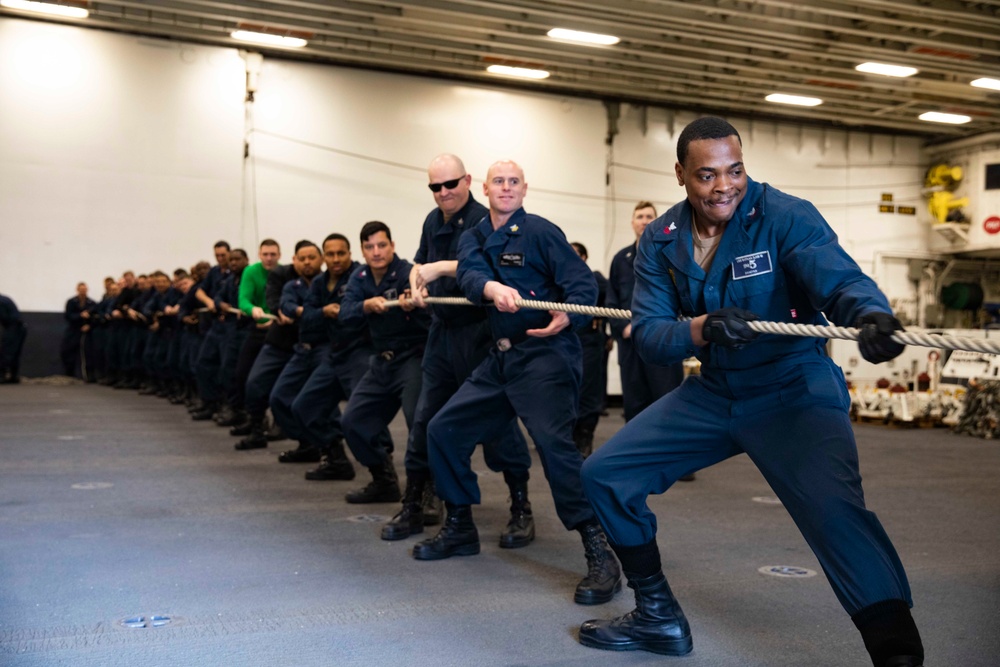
[547,28,619,46]
[486,65,550,80]
[971,77,1000,91]
[918,111,971,124]
[855,62,918,77]
[231,30,307,48]
[765,93,823,107]
[0,0,88,18]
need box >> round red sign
[984,216,1000,234]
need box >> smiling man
[577,117,922,667]
[416,160,621,610]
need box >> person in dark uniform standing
[226,239,281,433]
[291,233,375,481]
[268,241,331,463]
[607,201,685,424]
[214,249,251,423]
[0,293,27,384]
[578,117,923,667]
[569,242,609,459]
[190,241,231,420]
[339,221,431,504]
[234,243,303,450]
[416,160,621,608]
[61,282,97,380]
[382,153,533,544]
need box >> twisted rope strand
[381,296,1000,354]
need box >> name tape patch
[732,251,772,281]
[499,252,525,267]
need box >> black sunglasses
[428,176,465,193]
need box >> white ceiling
[4,0,1000,140]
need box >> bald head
[428,153,471,219]
[483,160,528,225]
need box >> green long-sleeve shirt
[238,262,270,319]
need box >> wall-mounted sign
[881,193,894,202]
[879,204,895,213]
[897,206,916,215]
[985,215,1000,235]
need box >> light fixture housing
[0,0,88,18]
[231,30,307,48]
[486,64,550,80]
[971,77,1000,91]
[855,62,918,78]
[765,93,823,107]
[546,28,619,46]
[918,111,972,124]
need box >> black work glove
[702,307,760,348]
[856,312,905,364]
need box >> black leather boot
[278,442,322,463]
[579,570,692,655]
[381,474,426,541]
[421,478,442,526]
[305,439,355,481]
[575,523,622,605]
[852,599,924,667]
[573,423,595,458]
[191,401,219,421]
[214,405,234,424]
[234,414,268,450]
[265,421,286,442]
[218,408,246,427]
[412,503,480,560]
[499,471,534,549]
[345,461,401,504]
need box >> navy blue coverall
[62,295,97,379]
[0,294,27,381]
[607,243,683,421]
[290,263,388,456]
[194,264,230,404]
[339,255,430,468]
[581,177,913,616]
[268,275,330,443]
[427,208,599,530]
[406,194,532,478]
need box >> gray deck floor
[0,382,997,666]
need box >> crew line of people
[59,154,688,612]
[55,125,921,667]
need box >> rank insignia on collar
[458,218,464,226]
[663,222,677,234]
[510,224,519,232]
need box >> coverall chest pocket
[725,269,786,313]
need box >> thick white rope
[383,296,1000,355]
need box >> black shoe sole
[304,470,356,481]
[577,631,692,656]
[411,542,480,560]
[344,492,402,504]
[234,442,267,451]
[498,535,535,549]
[278,452,322,463]
[381,523,424,541]
[574,579,623,605]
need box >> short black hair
[360,221,391,243]
[677,116,742,165]
[214,240,231,251]
[230,248,248,260]
[173,268,188,278]
[324,233,350,250]
[570,242,588,259]
[294,239,319,254]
